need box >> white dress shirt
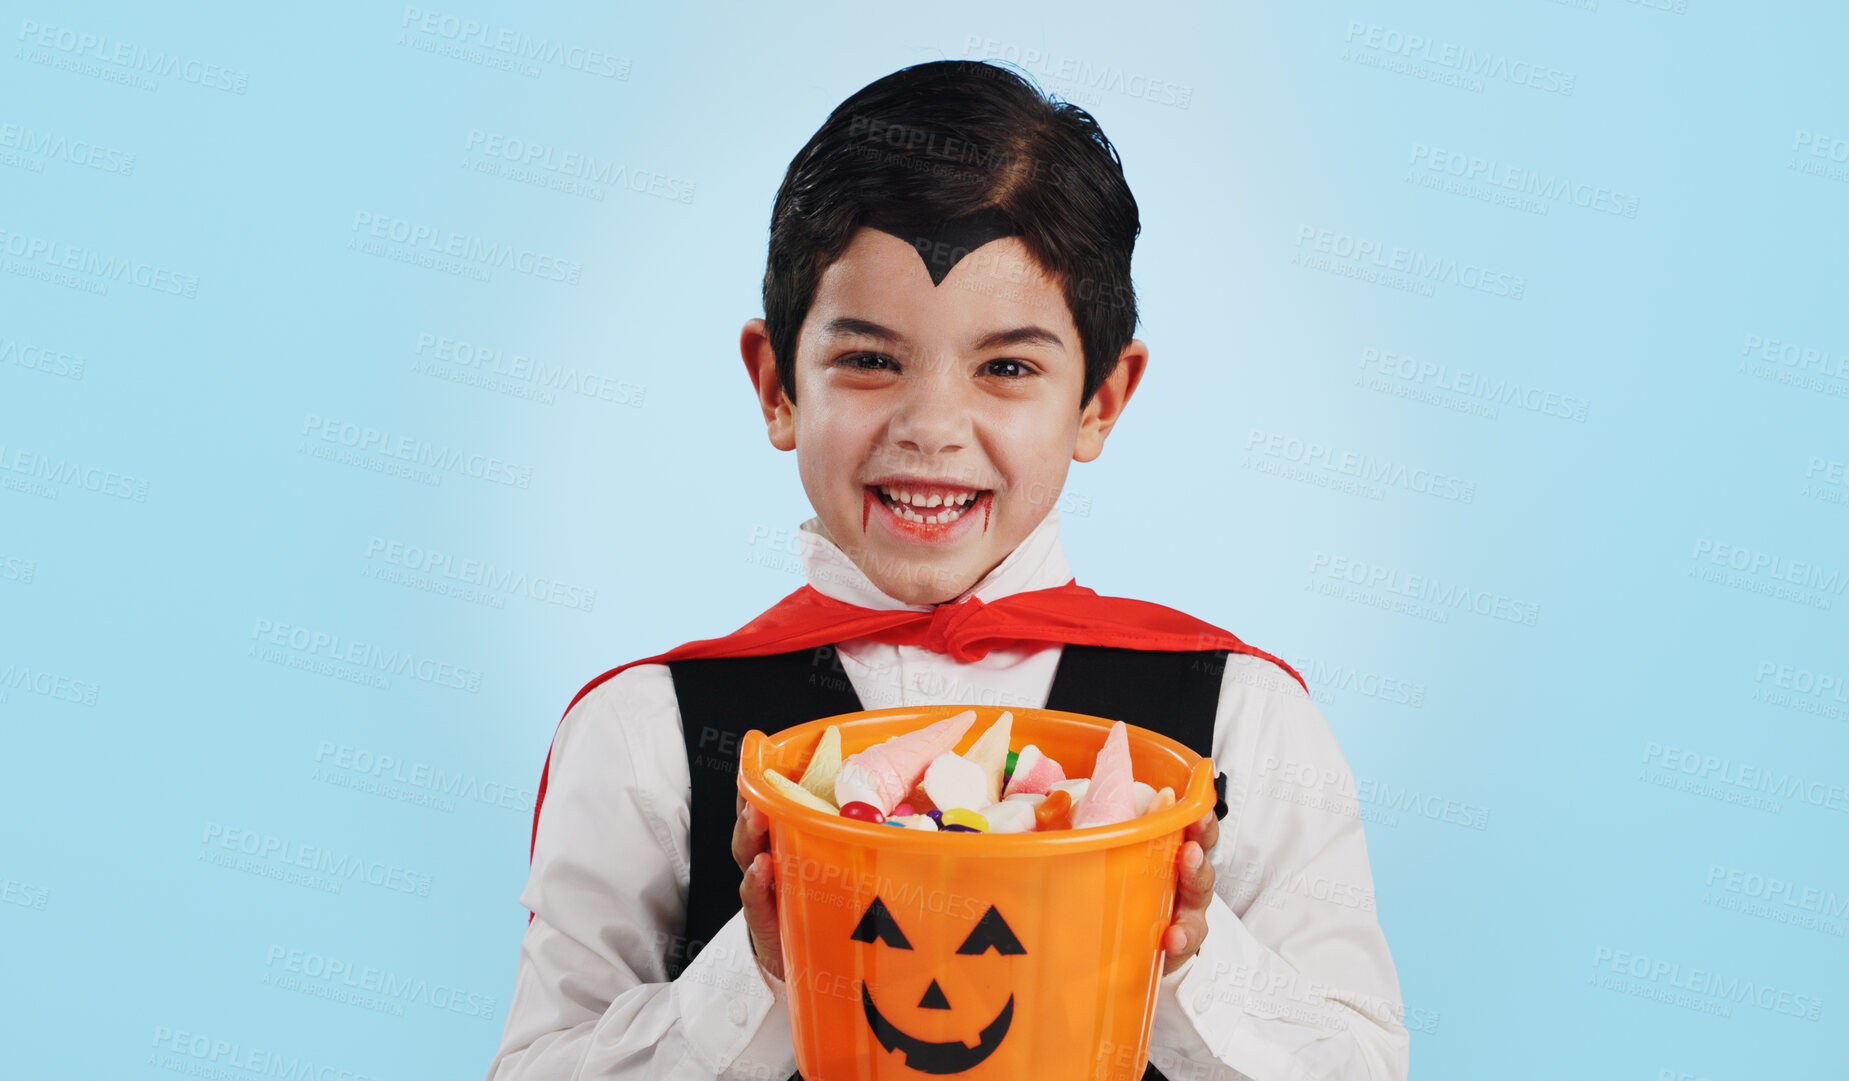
[486,507,1410,1081]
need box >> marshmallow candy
[1001,743,1066,798]
[978,799,1037,834]
[918,751,988,815]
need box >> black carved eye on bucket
[956,906,1025,956]
[849,896,912,949]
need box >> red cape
[528,582,1305,862]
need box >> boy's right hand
[732,789,785,982]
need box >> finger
[739,853,784,981]
[732,801,768,873]
[1184,810,1219,855]
[1162,902,1208,975]
[1175,840,1217,910]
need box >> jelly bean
[942,824,980,833]
[1005,750,1019,774]
[1033,789,1073,831]
[839,801,885,824]
[939,808,989,832]
[881,819,907,828]
[924,809,944,824]
[893,803,915,818]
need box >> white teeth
[879,491,970,525]
[878,485,981,507]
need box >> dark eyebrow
[972,325,1066,352]
[821,317,902,342]
[821,317,1066,353]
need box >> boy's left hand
[1162,811,1219,975]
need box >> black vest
[667,643,1230,1081]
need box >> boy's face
[744,227,1143,605]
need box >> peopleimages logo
[200,821,434,896]
[247,618,483,693]
[1308,552,1540,627]
[0,442,149,502]
[1589,947,1823,1021]
[0,121,135,174]
[413,333,645,407]
[0,225,199,297]
[349,212,583,285]
[1641,741,1849,815]
[1245,429,1476,503]
[15,19,250,93]
[149,1026,380,1081]
[1358,347,1590,422]
[1689,538,1847,610]
[0,662,100,705]
[464,130,693,203]
[1408,144,1637,218]
[1342,22,1576,95]
[263,944,497,1020]
[365,536,596,612]
[300,414,533,489]
[1293,225,1525,299]
[399,8,630,79]
[315,741,534,812]
[1705,865,1849,924]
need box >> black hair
[762,59,1141,409]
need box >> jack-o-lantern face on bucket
[850,896,1026,1074]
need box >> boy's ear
[741,318,796,451]
[1074,339,1148,463]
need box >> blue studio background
[3,2,1845,1078]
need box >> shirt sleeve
[484,665,800,1081]
[1145,654,1411,1081]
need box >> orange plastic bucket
[737,704,1217,1081]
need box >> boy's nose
[888,379,970,456]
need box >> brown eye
[850,897,913,949]
[983,359,1032,378]
[956,906,1025,955]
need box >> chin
[876,562,976,606]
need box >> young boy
[487,60,1407,1081]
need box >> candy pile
[761,710,1177,833]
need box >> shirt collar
[797,507,1073,611]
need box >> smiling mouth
[869,483,989,525]
[861,983,1013,1074]
[862,482,994,536]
